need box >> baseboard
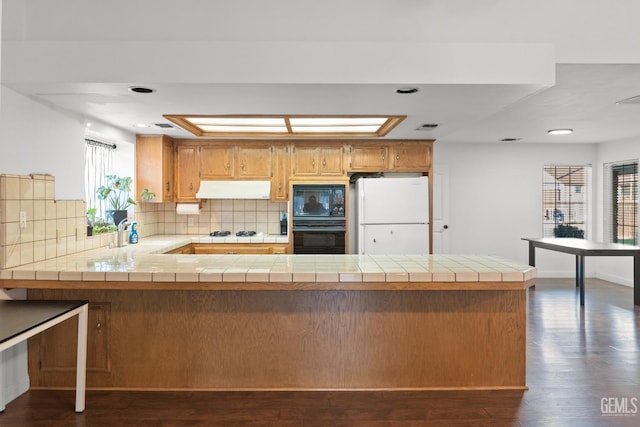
[594,272,633,288]
[533,270,575,278]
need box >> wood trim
[3,279,535,292]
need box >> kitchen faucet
[116,218,129,248]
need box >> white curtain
[84,139,114,220]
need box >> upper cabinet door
[291,146,319,176]
[136,134,174,203]
[348,145,389,172]
[271,145,289,202]
[200,145,234,179]
[237,145,272,179]
[390,142,431,171]
[161,138,175,200]
[319,146,344,175]
[175,144,200,202]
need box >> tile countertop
[0,235,536,290]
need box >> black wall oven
[292,184,346,254]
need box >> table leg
[75,304,88,413]
[528,242,536,267]
[634,255,640,306]
[575,257,580,287]
[577,255,586,306]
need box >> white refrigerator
[355,176,429,255]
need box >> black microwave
[292,184,345,219]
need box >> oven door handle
[292,227,346,232]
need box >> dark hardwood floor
[1,278,639,426]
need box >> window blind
[604,160,638,245]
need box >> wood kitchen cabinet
[27,296,112,386]
[175,144,200,202]
[200,144,235,179]
[271,144,290,202]
[291,143,345,177]
[237,144,272,179]
[135,135,174,202]
[347,140,433,172]
[347,144,389,172]
[389,142,432,171]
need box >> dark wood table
[522,238,640,306]
[0,300,88,412]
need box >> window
[543,165,589,238]
[604,160,638,245]
[84,139,115,220]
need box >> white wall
[594,137,640,286]
[0,87,86,199]
[0,87,133,409]
[0,87,135,200]
[435,142,598,276]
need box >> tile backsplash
[0,174,113,269]
[134,199,288,238]
[0,173,288,269]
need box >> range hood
[195,180,271,199]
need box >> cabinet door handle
[189,183,193,191]
[396,155,400,161]
[240,162,245,170]
[96,321,102,331]
[322,159,326,167]
[166,181,170,192]
[312,160,315,167]
[382,154,385,161]
[226,162,231,170]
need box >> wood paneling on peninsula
[27,286,526,391]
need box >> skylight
[163,115,405,138]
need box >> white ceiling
[2,0,640,145]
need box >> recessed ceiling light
[500,138,522,142]
[133,123,150,128]
[128,86,155,94]
[548,129,573,135]
[396,87,418,94]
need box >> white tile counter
[0,235,536,290]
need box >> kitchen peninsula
[0,235,535,391]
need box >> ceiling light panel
[188,117,285,126]
[291,126,382,133]
[289,117,388,126]
[198,125,288,133]
[163,115,406,138]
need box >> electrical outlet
[20,211,27,228]
[187,217,195,227]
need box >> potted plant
[140,187,156,201]
[92,218,117,235]
[86,207,97,237]
[97,175,136,226]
